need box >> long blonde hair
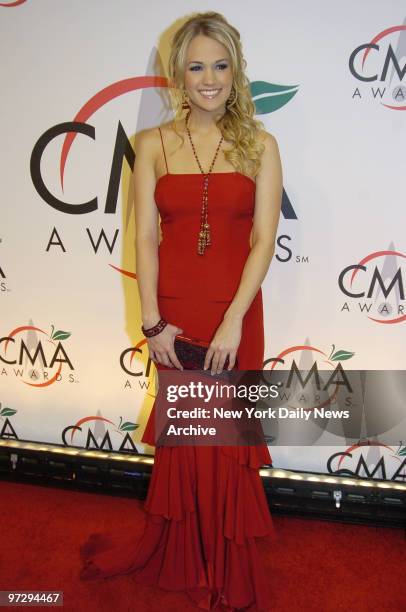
[168,11,265,178]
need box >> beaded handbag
[174,335,236,371]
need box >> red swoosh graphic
[381,103,406,111]
[270,345,326,371]
[0,0,27,6]
[23,362,62,387]
[368,313,406,324]
[70,415,116,442]
[60,75,169,190]
[130,338,148,368]
[4,325,47,352]
[108,263,137,279]
[362,25,406,67]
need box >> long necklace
[185,114,224,255]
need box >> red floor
[0,481,404,611]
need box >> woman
[81,11,282,611]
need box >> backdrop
[1,0,405,482]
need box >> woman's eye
[189,64,228,72]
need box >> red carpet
[0,481,404,611]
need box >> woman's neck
[185,107,225,136]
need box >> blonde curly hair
[167,11,265,178]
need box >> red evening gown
[79,128,275,611]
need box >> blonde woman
[81,11,282,611]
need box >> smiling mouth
[199,89,222,98]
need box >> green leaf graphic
[0,408,17,417]
[397,446,406,456]
[250,81,299,114]
[52,330,71,341]
[120,421,138,432]
[331,350,355,361]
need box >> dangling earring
[181,88,190,110]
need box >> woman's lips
[199,89,222,99]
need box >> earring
[181,89,190,110]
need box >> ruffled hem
[80,521,275,611]
[80,444,275,610]
[143,445,274,543]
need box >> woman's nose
[202,67,216,84]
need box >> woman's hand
[204,315,242,374]
[147,322,184,369]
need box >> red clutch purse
[174,335,236,370]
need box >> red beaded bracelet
[141,318,167,337]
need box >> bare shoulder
[258,129,280,153]
[160,119,185,146]
[255,129,283,185]
[258,130,281,169]
[134,126,161,156]
[135,120,183,154]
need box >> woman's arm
[204,131,283,374]
[134,130,160,327]
[134,129,183,369]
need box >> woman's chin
[189,99,227,114]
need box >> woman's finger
[204,347,214,371]
[216,352,229,374]
[168,348,183,370]
[210,351,221,375]
[157,351,172,367]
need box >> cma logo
[349,24,406,110]
[348,25,406,83]
[338,250,406,323]
[328,444,406,481]
[349,41,406,82]
[30,121,298,220]
[339,265,405,298]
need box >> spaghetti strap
[158,127,168,174]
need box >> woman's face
[183,34,233,115]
